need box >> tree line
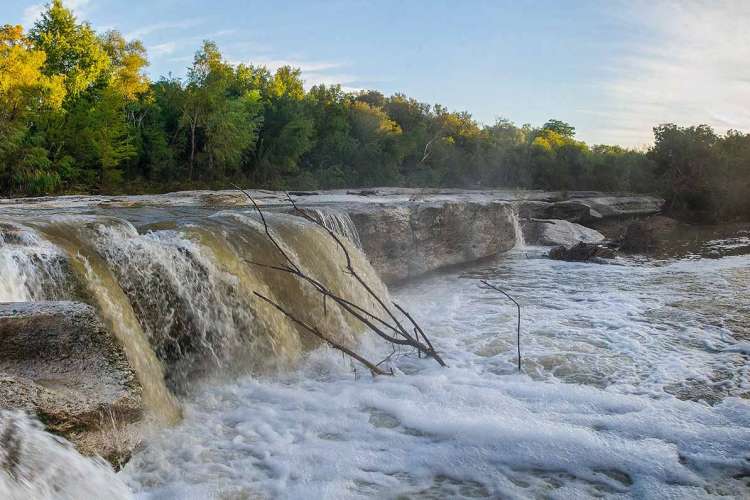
[2,1,748,220]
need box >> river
[121,248,750,499]
[1,199,749,499]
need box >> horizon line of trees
[2,1,749,220]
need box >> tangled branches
[233,186,446,376]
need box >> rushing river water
[1,202,749,499]
[118,248,750,499]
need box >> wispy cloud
[145,30,237,62]
[245,58,342,73]
[22,0,91,27]
[238,57,363,90]
[592,0,750,146]
[124,19,203,40]
[149,42,177,57]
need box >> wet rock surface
[599,215,750,258]
[349,201,516,283]
[0,301,144,466]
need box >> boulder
[350,201,516,283]
[522,219,605,247]
[549,242,616,262]
[0,301,144,466]
[516,195,663,223]
[620,215,682,253]
[572,195,664,220]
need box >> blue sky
[4,0,749,147]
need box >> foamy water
[0,412,132,500]
[122,249,750,499]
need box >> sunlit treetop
[0,24,66,118]
[28,0,110,98]
[100,30,150,102]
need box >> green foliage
[542,119,576,138]
[28,0,109,98]
[650,124,750,220]
[2,5,749,223]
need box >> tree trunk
[189,117,197,181]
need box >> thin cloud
[124,19,203,40]
[245,58,342,73]
[149,42,177,57]
[22,0,91,27]
[145,30,237,61]
[238,57,362,90]
[592,0,750,146]
[303,72,363,91]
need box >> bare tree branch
[254,292,390,376]
[229,185,447,372]
[479,280,522,372]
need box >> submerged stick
[479,279,522,372]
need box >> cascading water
[0,411,132,500]
[0,223,74,302]
[3,202,750,499]
[1,210,389,401]
[16,216,181,424]
[510,207,526,249]
[303,207,363,249]
[0,209,393,497]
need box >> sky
[3,0,749,147]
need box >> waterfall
[27,216,181,424]
[0,211,389,410]
[0,223,74,302]
[0,411,132,500]
[510,208,526,249]
[303,208,363,249]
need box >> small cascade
[31,216,181,423]
[0,411,132,500]
[0,223,74,302]
[304,208,363,249]
[510,207,526,250]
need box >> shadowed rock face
[0,302,144,466]
[549,242,616,262]
[349,202,516,283]
[620,215,683,253]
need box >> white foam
[0,412,132,500]
[0,224,71,302]
[123,252,750,498]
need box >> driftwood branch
[479,280,522,372]
[231,185,446,375]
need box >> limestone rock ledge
[0,301,144,466]
[523,219,606,247]
[349,201,516,283]
[516,195,663,223]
